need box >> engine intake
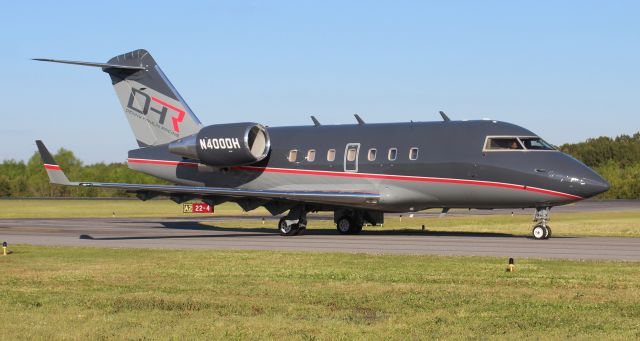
[169,122,270,166]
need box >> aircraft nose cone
[582,174,610,197]
[566,164,610,198]
[545,154,610,199]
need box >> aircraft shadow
[157,222,542,238]
[76,220,572,240]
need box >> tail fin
[35,49,203,147]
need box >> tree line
[559,132,640,199]
[1,133,639,198]
[0,149,166,198]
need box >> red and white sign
[183,203,213,214]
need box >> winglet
[354,114,365,125]
[35,140,73,185]
[310,115,321,126]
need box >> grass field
[0,245,638,340]
[0,199,270,218]
[2,199,640,237]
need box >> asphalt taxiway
[1,213,639,260]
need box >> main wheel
[278,217,301,236]
[532,224,547,240]
[336,217,354,234]
[336,217,363,234]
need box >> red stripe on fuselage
[126,158,582,200]
[44,164,61,170]
[127,158,198,169]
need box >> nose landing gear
[532,207,552,240]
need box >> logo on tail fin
[126,88,185,133]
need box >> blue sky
[1,1,638,163]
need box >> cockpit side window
[519,137,555,150]
[484,137,523,150]
[484,136,556,151]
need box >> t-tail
[34,49,203,147]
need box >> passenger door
[344,143,360,173]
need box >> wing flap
[77,182,379,205]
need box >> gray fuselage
[128,120,609,213]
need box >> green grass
[0,245,638,340]
[2,200,640,237]
[0,199,269,218]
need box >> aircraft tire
[336,216,363,234]
[544,226,552,239]
[532,224,547,240]
[278,217,300,236]
[336,217,354,234]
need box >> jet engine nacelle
[168,122,270,166]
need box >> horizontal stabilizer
[32,58,146,71]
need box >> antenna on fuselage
[354,114,365,125]
[439,111,451,122]
[310,115,321,126]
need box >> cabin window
[519,137,555,150]
[346,147,357,162]
[327,149,336,162]
[306,149,316,162]
[484,137,523,150]
[288,149,298,162]
[409,147,419,160]
[368,148,377,161]
[388,148,397,161]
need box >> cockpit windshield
[518,137,555,150]
[484,136,556,151]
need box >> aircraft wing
[35,141,380,208]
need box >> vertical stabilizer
[34,49,203,147]
[105,49,202,146]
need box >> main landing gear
[336,215,363,235]
[278,205,307,236]
[532,207,552,240]
[334,209,383,235]
[277,208,384,236]
[278,217,306,236]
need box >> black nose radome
[541,153,611,199]
[582,175,610,198]
[564,163,610,199]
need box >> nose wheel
[532,207,552,240]
[532,224,552,240]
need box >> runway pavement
[1,214,639,260]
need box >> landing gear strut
[278,205,307,236]
[532,207,552,240]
